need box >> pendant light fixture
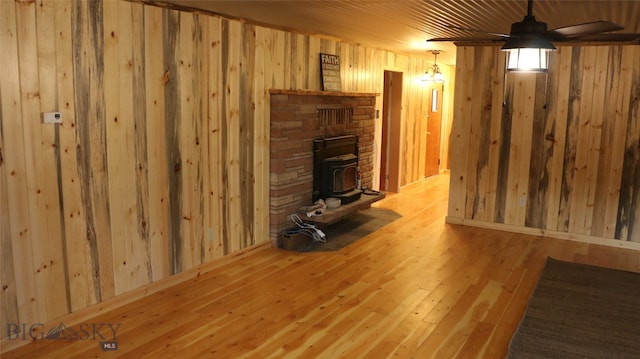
[423,50,445,83]
[501,0,555,72]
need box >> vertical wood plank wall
[448,45,640,242]
[0,0,451,328]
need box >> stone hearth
[269,89,377,246]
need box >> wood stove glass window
[323,153,357,196]
[313,135,361,203]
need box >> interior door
[425,83,443,178]
[380,71,402,192]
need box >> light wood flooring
[4,174,640,358]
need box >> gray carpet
[507,257,640,359]
[282,207,401,252]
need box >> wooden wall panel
[0,0,448,329]
[205,15,224,261]
[448,47,475,219]
[177,10,205,270]
[448,45,640,243]
[307,37,321,90]
[569,46,606,234]
[0,0,24,328]
[525,69,554,229]
[270,29,286,90]
[131,2,154,291]
[144,4,171,280]
[224,19,243,254]
[0,153,18,332]
[556,47,583,233]
[616,46,640,241]
[162,8,182,273]
[55,0,91,311]
[506,73,537,226]
[105,0,142,295]
[253,25,270,248]
[239,23,257,249]
[541,47,572,231]
[592,46,627,238]
[485,49,507,223]
[52,1,77,311]
[71,0,113,308]
[34,0,68,320]
[466,46,500,221]
[16,0,60,321]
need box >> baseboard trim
[445,216,640,251]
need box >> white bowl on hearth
[325,198,341,209]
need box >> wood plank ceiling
[155,0,640,65]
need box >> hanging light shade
[423,50,445,83]
[431,62,445,83]
[501,7,556,73]
[502,36,555,72]
[504,48,550,72]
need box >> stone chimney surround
[269,89,378,247]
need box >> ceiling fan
[428,0,640,46]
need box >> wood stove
[313,135,362,204]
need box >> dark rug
[283,207,401,252]
[507,257,640,359]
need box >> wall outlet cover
[43,112,62,124]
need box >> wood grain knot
[161,70,171,85]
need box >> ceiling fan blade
[427,37,505,43]
[445,25,511,38]
[549,21,624,39]
[554,33,640,43]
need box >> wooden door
[425,84,443,177]
[380,71,402,192]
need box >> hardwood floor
[4,174,640,358]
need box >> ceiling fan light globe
[502,30,555,73]
[505,48,552,72]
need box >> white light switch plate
[43,112,62,124]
